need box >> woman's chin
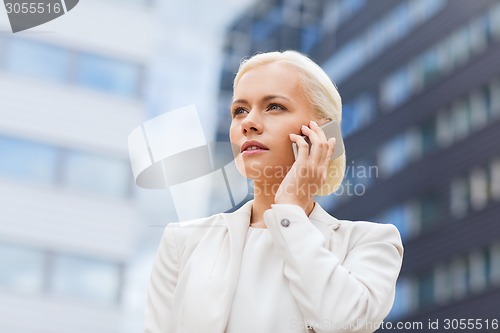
[237,160,293,182]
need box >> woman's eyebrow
[232,95,290,105]
[262,95,290,102]
[232,98,248,105]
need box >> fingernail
[310,120,317,126]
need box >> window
[377,131,419,178]
[451,99,472,141]
[342,93,376,137]
[355,157,378,188]
[0,242,44,293]
[378,134,407,177]
[50,254,121,304]
[490,242,500,285]
[469,88,489,130]
[323,0,445,83]
[300,24,320,53]
[436,109,453,148]
[381,205,411,241]
[381,4,496,110]
[450,257,468,299]
[469,249,489,293]
[75,53,142,97]
[419,193,442,231]
[490,159,500,201]
[388,278,415,320]
[469,167,488,210]
[0,35,6,66]
[450,176,469,218]
[434,264,451,304]
[321,0,367,32]
[380,68,410,109]
[490,78,500,117]
[420,118,437,153]
[418,270,434,308]
[470,14,488,53]
[62,151,130,197]
[489,2,500,38]
[0,135,58,184]
[4,38,70,83]
[419,49,440,85]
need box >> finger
[302,123,328,163]
[326,137,336,161]
[310,121,329,162]
[289,133,309,161]
[318,138,336,181]
[310,120,327,142]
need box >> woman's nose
[241,112,262,134]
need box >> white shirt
[225,227,307,333]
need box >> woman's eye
[268,103,286,111]
[232,107,247,116]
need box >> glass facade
[0,135,59,184]
[4,39,70,83]
[323,0,446,83]
[374,193,442,241]
[63,150,131,198]
[0,243,45,293]
[381,2,500,110]
[377,73,500,180]
[76,53,142,97]
[401,242,500,314]
[322,0,367,32]
[450,156,500,220]
[0,37,143,98]
[0,242,121,305]
[51,253,121,304]
[0,135,131,198]
[341,93,376,137]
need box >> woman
[143,51,404,333]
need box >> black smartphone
[292,120,345,160]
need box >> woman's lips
[241,147,269,155]
[240,140,269,155]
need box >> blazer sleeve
[143,224,179,333]
[263,204,404,333]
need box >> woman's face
[230,62,320,182]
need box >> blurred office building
[216,0,500,326]
[0,1,156,332]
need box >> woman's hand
[275,120,336,212]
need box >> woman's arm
[143,225,179,333]
[264,204,404,333]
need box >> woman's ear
[317,117,332,126]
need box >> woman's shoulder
[165,211,226,238]
[311,202,401,243]
[334,218,403,254]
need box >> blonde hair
[233,50,346,195]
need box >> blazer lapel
[177,200,252,333]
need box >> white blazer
[143,200,404,333]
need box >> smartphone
[292,120,345,160]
